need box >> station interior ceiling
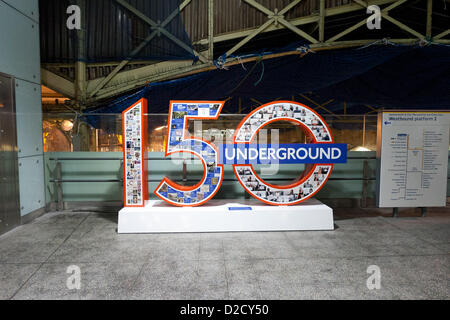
[40,0,450,117]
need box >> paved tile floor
[0,210,448,300]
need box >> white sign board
[377,111,450,208]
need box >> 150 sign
[123,99,347,207]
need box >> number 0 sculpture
[233,101,334,206]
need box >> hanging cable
[254,60,265,87]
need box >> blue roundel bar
[219,143,348,165]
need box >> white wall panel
[0,1,40,85]
[0,0,43,218]
[18,155,45,216]
[15,79,43,158]
[2,0,39,23]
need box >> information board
[377,111,450,208]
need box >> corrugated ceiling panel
[40,0,194,63]
[181,0,352,43]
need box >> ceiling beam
[193,0,397,46]
[41,68,75,99]
[240,0,317,49]
[116,0,206,62]
[225,0,313,57]
[90,62,210,101]
[226,19,275,57]
[208,0,214,60]
[327,0,411,43]
[278,16,319,44]
[319,0,325,42]
[300,94,340,118]
[88,0,197,98]
[86,59,195,95]
[352,0,425,39]
[434,29,450,40]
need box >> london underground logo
[220,144,346,164]
[229,101,344,206]
[123,99,347,207]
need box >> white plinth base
[118,199,334,233]
[118,198,334,234]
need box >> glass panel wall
[42,113,379,153]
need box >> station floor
[0,208,448,300]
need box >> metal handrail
[48,154,450,209]
[48,155,450,161]
[49,157,196,161]
[48,156,380,161]
[49,177,377,183]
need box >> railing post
[183,161,187,184]
[361,159,369,208]
[119,160,124,205]
[55,161,64,211]
[393,207,399,218]
[421,207,427,217]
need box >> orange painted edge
[122,98,148,208]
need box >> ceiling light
[61,120,74,131]
[350,146,372,152]
[154,126,167,131]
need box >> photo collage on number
[158,103,222,204]
[237,165,330,203]
[125,107,143,205]
[236,103,331,143]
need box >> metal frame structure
[41,0,450,108]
